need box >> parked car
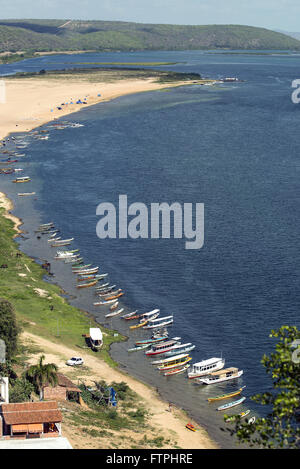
[66,357,84,366]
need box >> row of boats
[35,218,255,421]
[0,122,84,196]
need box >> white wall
[0,378,9,403]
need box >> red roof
[1,401,62,425]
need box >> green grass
[0,207,125,365]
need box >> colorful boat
[186,423,197,432]
[135,336,167,345]
[12,176,30,183]
[197,368,243,385]
[121,310,138,319]
[76,280,98,289]
[146,338,182,357]
[164,364,190,376]
[217,397,246,411]
[207,386,246,403]
[128,343,151,353]
[157,354,192,372]
[143,315,173,329]
[129,310,160,330]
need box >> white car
[66,357,84,366]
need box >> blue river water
[1,51,299,448]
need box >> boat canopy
[141,309,160,318]
[210,367,238,376]
[158,353,189,364]
[193,357,222,368]
[90,328,103,342]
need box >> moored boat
[146,338,182,357]
[188,357,225,379]
[207,386,246,403]
[164,364,190,377]
[157,354,192,372]
[76,280,98,289]
[197,367,244,385]
[217,396,246,411]
[105,308,124,318]
[163,343,195,357]
[143,315,173,329]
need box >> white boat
[93,299,118,306]
[18,192,36,196]
[121,310,138,319]
[146,338,181,357]
[157,354,192,372]
[143,315,173,329]
[197,368,244,385]
[74,267,99,275]
[188,357,225,379]
[217,396,246,411]
[51,238,74,246]
[105,308,124,318]
[49,237,61,243]
[163,343,195,357]
[89,328,103,351]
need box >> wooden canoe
[76,280,98,289]
[207,386,246,403]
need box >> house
[43,373,82,402]
[0,401,62,439]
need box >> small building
[43,373,82,402]
[0,401,62,439]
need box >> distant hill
[0,20,300,53]
[276,29,300,41]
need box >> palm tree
[26,355,58,400]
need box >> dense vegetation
[0,298,19,362]
[0,20,300,54]
[224,326,300,449]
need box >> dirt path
[22,331,217,449]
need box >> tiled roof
[1,401,62,425]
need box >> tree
[26,355,58,400]
[0,299,19,362]
[9,377,34,403]
[224,326,300,448]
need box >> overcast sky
[0,0,299,32]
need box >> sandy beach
[0,73,199,141]
[0,191,22,235]
[0,72,218,449]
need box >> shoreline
[0,191,218,449]
[0,76,219,449]
[0,71,212,141]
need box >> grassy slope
[0,207,124,367]
[0,20,300,53]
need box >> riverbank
[0,68,212,141]
[0,180,218,449]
